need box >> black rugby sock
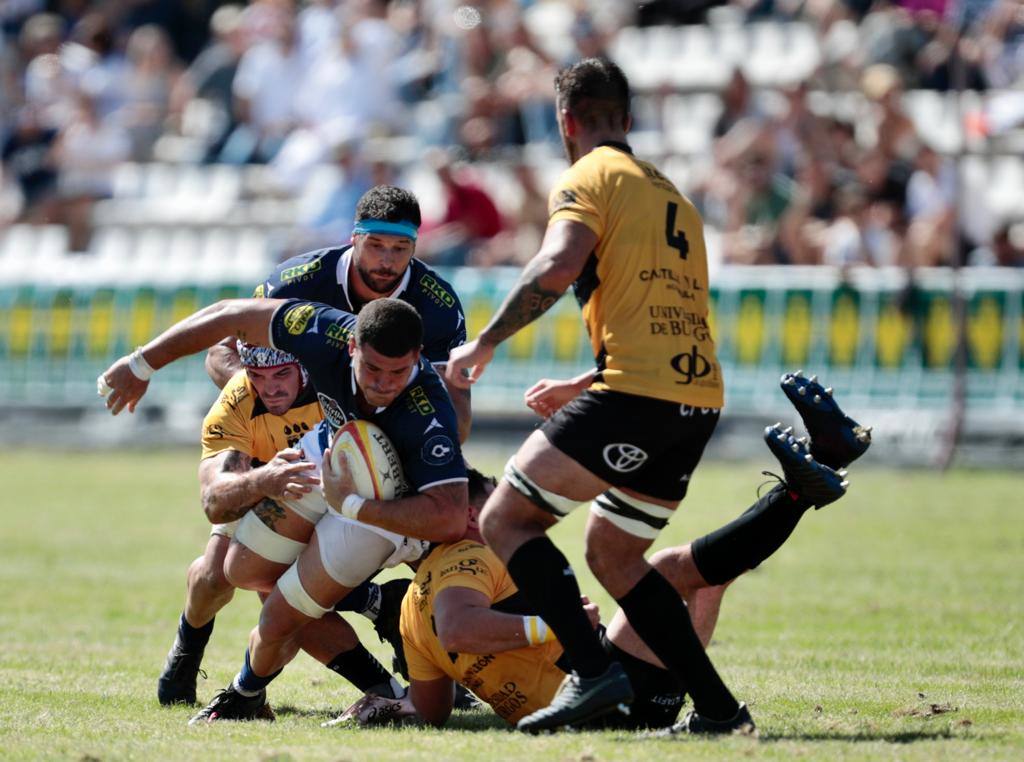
[333,581,382,620]
[234,648,282,696]
[506,536,610,679]
[177,612,214,652]
[327,645,396,696]
[691,483,812,585]
[616,569,739,721]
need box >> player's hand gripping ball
[323,421,408,516]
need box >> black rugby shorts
[541,388,719,501]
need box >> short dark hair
[355,185,421,227]
[467,467,497,506]
[355,298,423,357]
[554,58,630,131]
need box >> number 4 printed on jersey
[665,202,689,260]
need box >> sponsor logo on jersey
[440,557,481,578]
[252,284,265,298]
[550,188,578,214]
[204,423,225,439]
[280,259,322,283]
[408,386,435,415]
[602,443,648,473]
[283,421,311,448]
[422,434,455,466]
[423,417,444,434]
[670,345,712,385]
[317,392,348,429]
[325,321,352,344]
[638,161,677,193]
[490,681,530,720]
[649,307,710,340]
[419,274,455,308]
[284,303,316,335]
[224,384,249,412]
[464,654,495,677]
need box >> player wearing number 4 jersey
[447,58,750,734]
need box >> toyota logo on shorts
[602,443,648,473]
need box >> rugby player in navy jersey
[100,296,467,723]
[205,185,472,442]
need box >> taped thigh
[234,510,307,565]
[590,489,673,540]
[315,516,396,588]
[276,562,331,619]
[503,458,581,519]
[210,519,239,538]
[281,490,328,524]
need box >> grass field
[1,447,1022,761]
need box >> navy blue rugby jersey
[269,300,466,492]
[256,245,466,364]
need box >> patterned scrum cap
[236,341,300,369]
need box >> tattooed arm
[198,447,318,524]
[480,220,597,345]
[445,220,598,388]
[99,298,284,415]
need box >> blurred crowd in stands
[1,0,1023,268]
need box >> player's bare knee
[258,589,311,644]
[187,554,232,599]
[649,544,703,598]
[223,548,275,593]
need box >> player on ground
[206,185,472,442]
[99,298,468,723]
[445,57,748,733]
[157,342,402,707]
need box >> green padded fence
[1,267,1021,415]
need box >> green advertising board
[0,266,1021,414]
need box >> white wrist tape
[523,615,555,645]
[128,347,156,381]
[96,375,112,397]
[341,494,366,520]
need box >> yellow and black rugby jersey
[400,540,565,725]
[200,370,322,463]
[548,143,724,407]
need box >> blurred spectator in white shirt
[220,3,303,163]
[53,92,130,250]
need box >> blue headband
[353,219,418,240]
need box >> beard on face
[357,263,402,295]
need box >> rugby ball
[330,420,408,500]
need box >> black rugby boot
[188,685,274,725]
[764,423,849,509]
[658,702,756,736]
[517,662,633,733]
[779,370,871,469]
[157,637,206,706]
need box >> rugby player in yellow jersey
[348,415,858,732]
[158,343,403,708]
[446,57,750,734]
[394,471,683,730]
